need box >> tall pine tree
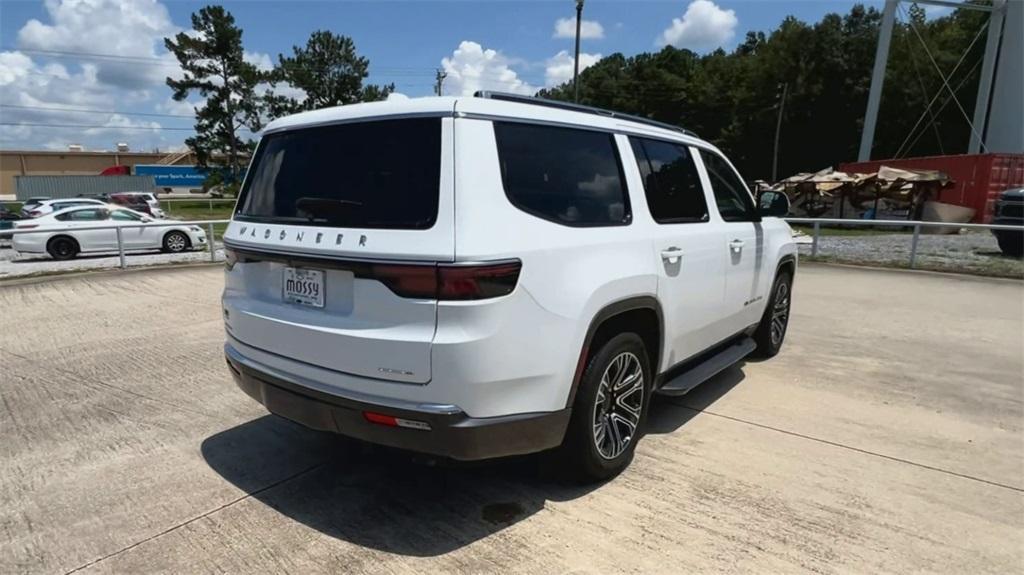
[165,5,267,191]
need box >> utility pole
[772,82,788,182]
[573,0,584,103]
[434,69,448,96]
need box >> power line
[1,46,550,82]
[0,121,254,132]
[0,103,197,119]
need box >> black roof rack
[473,91,698,138]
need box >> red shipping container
[840,153,1024,223]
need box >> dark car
[992,188,1023,257]
[107,192,155,216]
[0,204,21,240]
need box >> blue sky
[0,0,912,151]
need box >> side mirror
[758,191,790,217]
[141,216,153,223]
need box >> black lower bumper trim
[226,350,571,461]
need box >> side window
[700,150,756,222]
[629,137,708,223]
[111,210,143,221]
[493,122,630,226]
[59,208,108,222]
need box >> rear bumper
[225,344,571,461]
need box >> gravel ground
[797,230,1024,278]
[0,240,224,279]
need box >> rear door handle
[660,247,682,263]
[729,239,745,252]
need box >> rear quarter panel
[446,118,657,415]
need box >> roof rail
[473,91,698,138]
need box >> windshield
[235,118,442,229]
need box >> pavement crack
[667,400,1024,493]
[63,461,327,574]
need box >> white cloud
[0,51,34,85]
[553,17,605,40]
[18,0,179,90]
[440,41,537,96]
[244,51,274,72]
[156,96,205,117]
[1,0,188,151]
[386,92,410,101]
[659,0,738,52]
[544,50,602,87]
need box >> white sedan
[12,205,208,260]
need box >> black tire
[753,270,793,358]
[559,332,651,483]
[47,236,79,260]
[994,230,1023,258]
[162,230,190,253]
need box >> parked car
[221,94,796,482]
[991,187,1023,257]
[13,205,206,260]
[20,198,108,218]
[0,204,20,239]
[108,192,165,218]
[19,197,51,216]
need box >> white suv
[222,93,796,481]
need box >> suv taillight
[438,261,522,300]
[374,261,521,300]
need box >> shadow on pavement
[645,363,747,435]
[202,363,750,556]
[201,415,597,557]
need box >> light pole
[772,82,788,182]
[573,0,584,103]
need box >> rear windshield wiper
[295,197,364,222]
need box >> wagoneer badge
[237,226,368,248]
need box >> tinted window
[630,138,708,223]
[111,210,143,221]
[236,118,441,229]
[493,122,629,227]
[57,208,108,222]
[701,151,756,222]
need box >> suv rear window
[493,122,630,227]
[236,118,442,229]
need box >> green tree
[539,3,990,180]
[270,30,393,115]
[165,5,267,190]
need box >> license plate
[283,267,324,308]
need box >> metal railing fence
[4,219,231,269]
[3,217,1020,273]
[785,217,1021,269]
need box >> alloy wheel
[770,281,790,347]
[592,351,644,460]
[166,233,187,252]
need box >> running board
[655,337,756,396]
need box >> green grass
[161,201,234,222]
[792,224,910,237]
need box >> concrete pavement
[1,264,1021,573]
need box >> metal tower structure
[858,0,1023,161]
